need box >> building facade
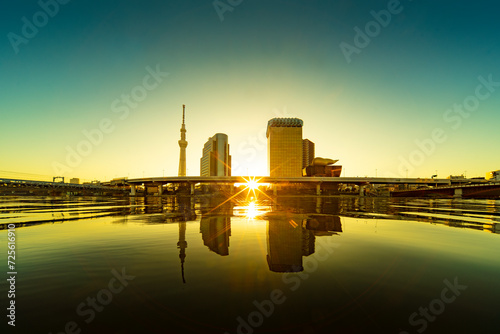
[302,139,315,169]
[267,118,303,177]
[200,133,231,176]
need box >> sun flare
[247,179,259,190]
[246,201,259,219]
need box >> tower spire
[182,104,185,125]
[178,104,188,176]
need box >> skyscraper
[267,118,303,177]
[200,133,231,176]
[178,105,188,177]
[302,139,315,169]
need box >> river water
[1,194,499,334]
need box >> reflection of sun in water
[232,176,275,221]
[246,201,259,219]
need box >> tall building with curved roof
[266,118,303,177]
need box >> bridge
[392,181,500,198]
[123,176,454,196]
[4,176,495,198]
[0,178,127,196]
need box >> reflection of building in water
[266,213,342,272]
[198,195,234,216]
[303,215,342,237]
[175,196,197,222]
[200,216,231,256]
[266,213,310,272]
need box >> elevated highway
[124,176,453,196]
[0,178,126,196]
[392,181,500,198]
[125,176,452,185]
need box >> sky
[1,0,499,182]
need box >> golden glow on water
[246,201,259,219]
[233,200,270,221]
[204,177,272,216]
[2,196,500,333]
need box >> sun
[233,176,274,207]
[235,176,263,191]
[246,179,260,190]
[239,176,270,195]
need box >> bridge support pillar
[273,184,278,196]
[359,185,365,197]
[130,185,136,196]
[316,183,321,196]
[190,183,195,195]
[454,188,463,199]
[316,197,322,214]
[158,185,163,196]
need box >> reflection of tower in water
[177,222,187,283]
[175,196,195,284]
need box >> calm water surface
[1,195,499,334]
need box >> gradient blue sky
[1,0,499,182]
